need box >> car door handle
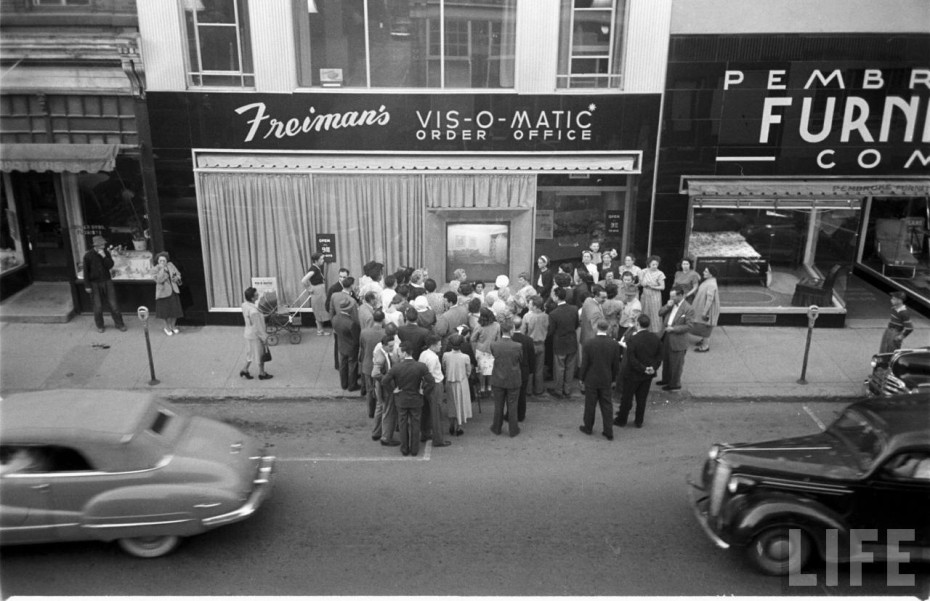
[31,483,49,491]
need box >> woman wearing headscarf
[152,251,183,336]
[534,255,554,298]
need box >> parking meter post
[797,305,820,385]
[137,306,160,386]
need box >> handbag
[261,345,272,363]
[690,321,713,338]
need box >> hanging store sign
[316,233,336,263]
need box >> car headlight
[708,444,722,461]
[727,475,756,494]
[870,357,878,369]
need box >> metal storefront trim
[680,176,930,198]
[192,150,642,174]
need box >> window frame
[182,0,255,89]
[557,0,628,90]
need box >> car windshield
[827,409,887,470]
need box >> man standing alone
[83,235,126,333]
[657,285,693,392]
[578,320,620,440]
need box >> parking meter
[137,306,159,385]
[807,305,820,328]
[798,305,820,384]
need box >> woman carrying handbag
[240,286,273,380]
[153,251,183,336]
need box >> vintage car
[866,346,930,396]
[687,395,930,575]
[0,390,275,558]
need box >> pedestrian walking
[879,291,915,353]
[640,255,666,334]
[442,334,473,436]
[82,235,127,333]
[489,319,523,437]
[691,266,720,352]
[615,314,663,428]
[240,286,272,380]
[301,252,330,336]
[382,341,434,457]
[657,285,693,392]
[152,251,183,336]
[579,319,621,440]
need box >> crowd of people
[272,240,722,454]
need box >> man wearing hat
[83,235,126,333]
[333,295,361,392]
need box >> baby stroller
[257,288,311,346]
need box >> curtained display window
[293,0,516,88]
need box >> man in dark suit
[547,287,579,398]
[396,306,430,360]
[579,319,621,440]
[327,272,353,370]
[615,314,663,428]
[382,341,434,457]
[510,315,536,422]
[333,296,361,392]
[657,285,694,392]
[489,320,524,437]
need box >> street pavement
[2,310,924,402]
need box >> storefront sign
[160,93,658,154]
[251,277,278,299]
[316,233,336,263]
[716,66,930,174]
[606,210,623,235]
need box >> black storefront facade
[146,92,660,325]
[655,33,930,327]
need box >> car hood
[719,432,864,480]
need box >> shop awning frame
[194,150,642,174]
[0,143,120,173]
[681,176,930,199]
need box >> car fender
[81,484,237,541]
[730,494,849,557]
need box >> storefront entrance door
[13,172,71,281]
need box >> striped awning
[681,177,930,198]
[194,151,641,174]
[0,143,119,173]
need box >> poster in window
[446,222,510,283]
[606,210,622,235]
[316,233,336,263]
[536,210,554,239]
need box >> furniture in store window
[876,218,919,278]
[791,264,844,307]
[688,231,768,286]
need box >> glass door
[13,172,71,281]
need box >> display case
[76,248,153,281]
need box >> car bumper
[686,476,730,550]
[202,454,276,528]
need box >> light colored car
[0,390,275,558]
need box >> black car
[688,395,930,576]
[867,347,930,397]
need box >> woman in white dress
[442,334,473,435]
[639,255,666,335]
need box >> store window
[184,0,254,87]
[687,202,861,309]
[447,222,509,283]
[68,158,152,281]
[0,176,25,275]
[535,175,630,273]
[293,0,516,88]
[861,196,930,298]
[557,0,627,89]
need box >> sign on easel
[251,277,278,301]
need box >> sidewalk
[2,312,921,402]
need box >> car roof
[0,389,155,445]
[849,394,930,440]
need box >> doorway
[12,172,71,281]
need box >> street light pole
[138,306,160,386]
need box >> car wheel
[748,527,811,576]
[117,535,181,558]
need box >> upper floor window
[293,0,516,89]
[183,0,254,87]
[557,0,626,89]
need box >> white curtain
[423,174,535,209]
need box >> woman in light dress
[640,255,666,335]
[691,266,720,352]
[442,334,473,436]
[240,286,272,380]
[673,257,702,304]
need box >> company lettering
[724,68,930,171]
[414,108,594,141]
[788,528,916,587]
[234,102,390,143]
